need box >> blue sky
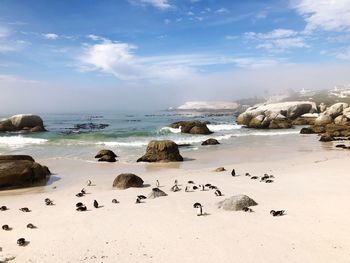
[0,0,350,112]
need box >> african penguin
[19,207,30,212]
[17,238,26,246]
[156,180,160,187]
[26,223,36,229]
[214,190,222,196]
[76,206,87,211]
[231,169,236,176]
[270,210,285,216]
[86,180,92,186]
[112,199,119,204]
[193,203,203,216]
[0,206,8,211]
[2,225,10,231]
[93,200,99,208]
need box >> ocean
[0,111,325,162]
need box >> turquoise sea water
[0,111,322,162]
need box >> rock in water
[148,188,167,199]
[201,138,220,146]
[0,114,46,132]
[0,155,51,189]
[137,140,183,162]
[169,121,212,135]
[95,149,117,162]
[217,195,258,211]
[314,114,333,126]
[112,173,144,189]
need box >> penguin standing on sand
[185,186,189,192]
[17,238,26,246]
[76,205,87,211]
[2,224,10,231]
[93,200,99,208]
[19,207,30,212]
[26,223,36,229]
[193,203,203,216]
[231,169,236,176]
[270,210,285,216]
[214,190,222,196]
[0,206,8,211]
[199,184,205,191]
[156,180,160,187]
[174,179,178,186]
[86,180,92,186]
[112,199,119,204]
[45,198,54,206]
[242,207,253,212]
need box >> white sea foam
[0,136,48,147]
[96,141,149,147]
[160,127,182,133]
[207,124,242,132]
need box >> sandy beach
[1,141,350,263]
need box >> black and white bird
[171,185,181,192]
[214,190,222,196]
[209,185,218,190]
[76,192,84,197]
[245,172,251,177]
[93,200,99,208]
[112,199,119,204]
[270,210,285,216]
[242,207,253,212]
[0,205,8,211]
[135,197,141,204]
[76,202,84,208]
[231,169,236,176]
[2,224,10,231]
[86,180,92,186]
[17,238,26,246]
[19,207,30,212]
[193,203,203,216]
[192,186,198,190]
[137,195,147,200]
[45,198,54,206]
[199,184,205,191]
[26,223,36,229]
[188,180,195,184]
[156,180,160,187]
[265,179,274,183]
[205,183,211,187]
[251,176,258,180]
[76,205,87,211]
[81,188,86,194]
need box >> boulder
[334,115,348,125]
[324,124,350,137]
[300,127,315,134]
[248,115,268,128]
[170,121,212,135]
[137,140,183,162]
[314,114,333,126]
[343,107,350,119]
[201,138,220,146]
[112,173,144,189]
[217,195,258,211]
[325,103,349,118]
[95,149,117,162]
[0,155,51,189]
[268,119,292,129]
[0,114,46,132]
[148,188,167,199]
[319,134,334,142]
[319,102,327,113]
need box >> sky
[0,0,350,113]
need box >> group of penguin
[231,169,275,183]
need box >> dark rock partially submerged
[137,140,183,162]
[201,138,220,146]
[112,173,144,189]
[0,155,51,189]
[95,149,117,162]
[170,121,212,135]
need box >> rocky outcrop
[292,113,318,125]
[324,103,348,118]
[112,173,144,189]
[201,138,220,146]
[148,188,167,199]
[169,121,212,135]
[314,114,333,126]
[217,195,258,211]
[0,155,51,189]
[236,101,316,129]
[214,167,226,172]
[95,149,117,162]
[0,114,46,132]
[137,140,183,162]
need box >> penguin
[45,198,54,206]
[2,225,10,231]
[17,238,26,246]
[231,169,236,176]
[270,210,285,216]
[260,175,269,182]
[245,172,251,177]
[0,205,8,211]
[156,180,160,187]
[26,223,36,229]
[76,206,87,211]
[214,190,222,196]
[135,197,141,204]
[81,188,86,194]
[199,184,205,191]
[93,200,99,208]
[188,180,195,184]
[265,179,274,183]
[86,180,92,186]
[185,186,189,192]
[174,179,178,186]
[76,193,84,197]
[76,202,84,207]
[205,183,211,187]
[19,207,30,212]
[137,195,147,200]
[269,175,275,178]
[112,199,119,204]
[242,207,253,212]
[193,203,203,216]
[171,185,180,192]
[209,185,218,190]
[250,176,258,180]
[192,186,198,190]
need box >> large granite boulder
[148,188,167,199]
[292,113,318,125]
[325,103,349,118]
[314,114,333,126]
[334,115,349,125]
[169,121,212,135]
[0,114,46,132]
[236,101,316,129]
[0,155,51,189]
[112,173,144,189]
[95,149,117,162]
[319,102,327,113]
[217,195,258,211]
[201,138,220,146]
[137,140,183,162]
[343,107,350,119]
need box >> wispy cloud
[336,46,350,60]
[42,33,59,40]
[292,0,350,32]
[0,74,40,84]
[129,0,174,10]
[0,25,27,52]
[215,8,229,14]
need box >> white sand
[1,148,350,262]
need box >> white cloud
[244,28,309,51]
[0,26,27,52]
[225,35,239,40]
[78,38,281,81]
[43,33,59,40]
[293,0,350,32]
[129,0,173,10]
[215,8,229,14]
[0,26,10,38]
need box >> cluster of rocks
[236,101,318,129]
[169,121,212,135]
[0,114,46,132]
[63,122,109,135]
[94,149,117,162]
[0,155,51,189]
[299,103,350,142]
